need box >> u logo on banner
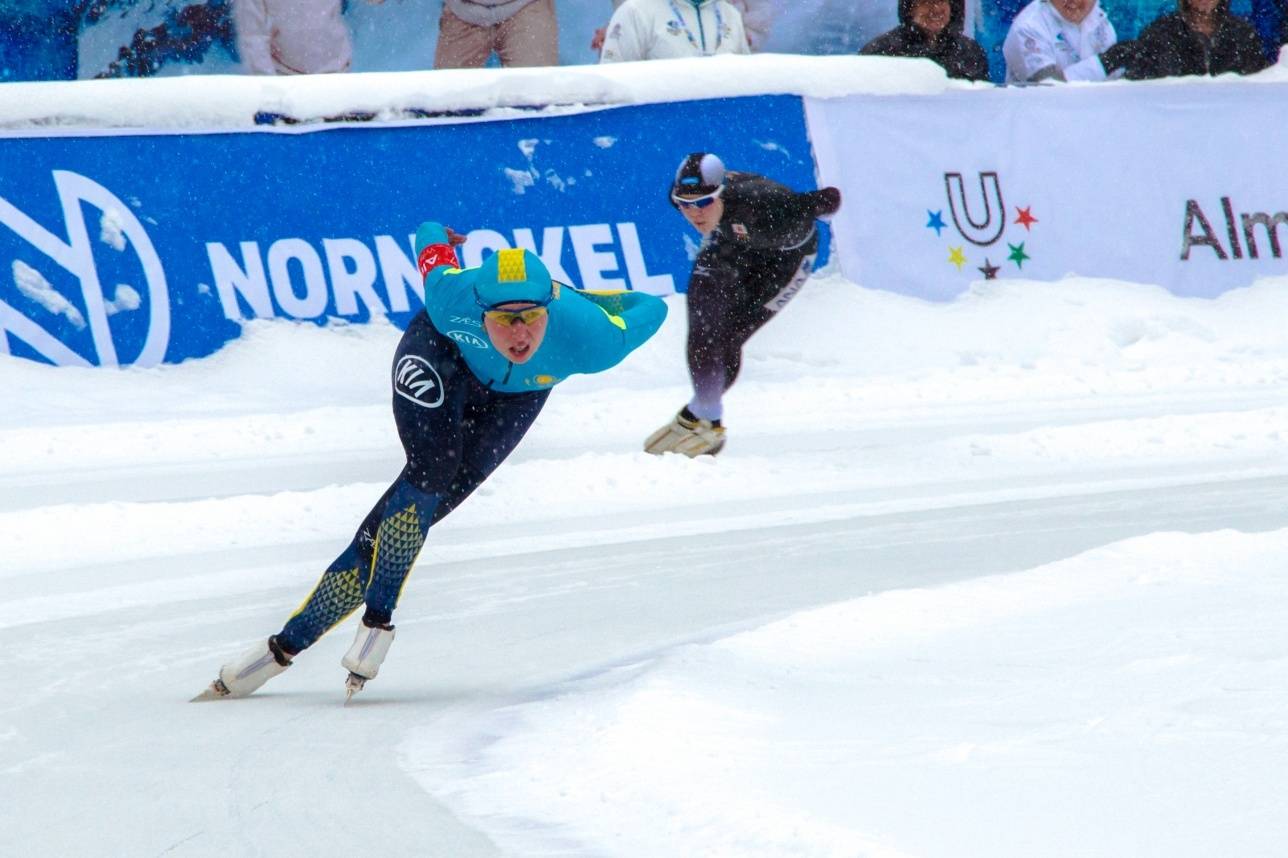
[944,172,1006,247]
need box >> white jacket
[600,0,751,62]
[445,0,543,27]
[234,0,352,75]
[1002,0,1118,83]
[608,0,772,50]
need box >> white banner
[806,81,1288,300]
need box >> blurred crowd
[1,0,1284,84]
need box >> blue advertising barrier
[0,94,824,367]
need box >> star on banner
[1007,242,1030,269]
[948,246,967,270]
[927,210,946,235]
[978,258,1000,279]
[1014,206,1038,231]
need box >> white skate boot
[192,636,292,701]
[644,409,726,457]
[341,621,395,702]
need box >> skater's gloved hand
[807,187,842,217]
[416,221,465,279]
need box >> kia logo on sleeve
[446,330,489,349]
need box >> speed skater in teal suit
[196,221,668,701]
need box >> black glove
[1099,40,1139,75]
[808,186,842,217]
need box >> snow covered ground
[3,268,1287,856]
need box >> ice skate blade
[190,678,231,702]
[344,672,367,705]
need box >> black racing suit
[679,171,840,423]
[277,311,549,653]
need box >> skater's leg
[355,310,489,625]
[684,257,742,423]
[338,475,440,697]
[707,249,817,403]
[646,250,814,457]
[274,475,404,654]
[640,263,738,455]
[338,361,547,697]
[277,313,468,650]
[201,315,468,698]
[359,477,441,626]
[433,387,550,520]
[362,386,549,622]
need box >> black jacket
[860,0,989,82]
[673,172,840,259]
[1127,6,1269,78]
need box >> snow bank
[406,527,1288,857]
[0,54,956,131]
[6,49,1286,133]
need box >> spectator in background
[234,0,358,74]
[599,0,750,62]
[1125,0,1269,77]
[593,0,772,54]
[1002,0,1135,81]
[861,0,990,81]
[433,0,559,68]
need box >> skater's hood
[473,248,555,309]
[672,152,726,198]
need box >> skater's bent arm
[576,289,668,351]
[414,221,473,325]
[561,288,668,372]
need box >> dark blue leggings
[685,244,817,421]
[277,312,549,653]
